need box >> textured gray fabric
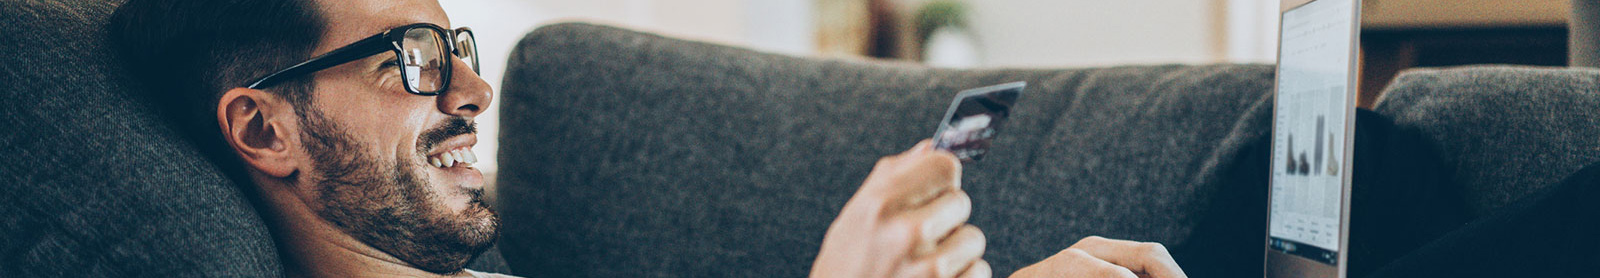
[0,0,282,276]
[1375,66,1600,216]
[496,23,1275,277]
[467,245,513,274]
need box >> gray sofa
[495,23,1278,278]
[4,0,1597,277]
[1375,66,1600,216]
[494,23,1600,277]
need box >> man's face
[290,0,496,273]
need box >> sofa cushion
[1375,66,1600,216]
[0,0,282,276]
[496,23,1276,277]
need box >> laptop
[1264,0,1360,277]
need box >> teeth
[427,147,479,168]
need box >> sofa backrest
[495,23,1277,277]
[1375,66,1600,216]
[0,0,282,276]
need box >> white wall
[964,0,1223,68]
[1228,0,1280,63]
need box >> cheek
[347,98,435,160]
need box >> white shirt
[465,269,522,278]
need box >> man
[109,0,987,277]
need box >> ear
[217,88,300,178]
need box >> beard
[297,108,499,274]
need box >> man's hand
[811,140,990,278]
[1010,236,1186,278]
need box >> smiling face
[287,0,497,273]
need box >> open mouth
[427,146,480,168]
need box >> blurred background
[440,0,1572,178]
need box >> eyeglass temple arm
[245,34,394,89]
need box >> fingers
[828,139,978,278]
[861,140,964,211]
[958,260,992,278]
[889,144,964,208]
[900,190,973,254]
[1011,248,1139,278]
[933,225,986,278]
[1060,249,1141,278]
[913,139,936,152]
[1067,236,1188,278]
[879,140,936,165]
[900,225,987,278]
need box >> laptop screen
[1268,0,1358,266]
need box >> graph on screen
[1268,0,1355,266]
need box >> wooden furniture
[1354,0,1569,108]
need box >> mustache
[418,117,477,153]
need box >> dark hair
[108,0,325,175]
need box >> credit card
[931,82,1026,163]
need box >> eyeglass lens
[456,31,478,73]
[398,27,479,94]
[402,28,449,93]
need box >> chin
[445,182,500,239]
[452,202,502,261]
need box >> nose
[437,57,493,118]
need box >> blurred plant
[913,0,968,46]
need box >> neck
[254,178,472,278]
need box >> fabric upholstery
[496,23,1277,277]
[0,0,282,276]
[1375,66,1600,216]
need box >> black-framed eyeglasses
[245,23,479,96]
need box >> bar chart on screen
[1271,83,1349,254]
[1269,0,1354,259]
[1281,114,1342,177]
